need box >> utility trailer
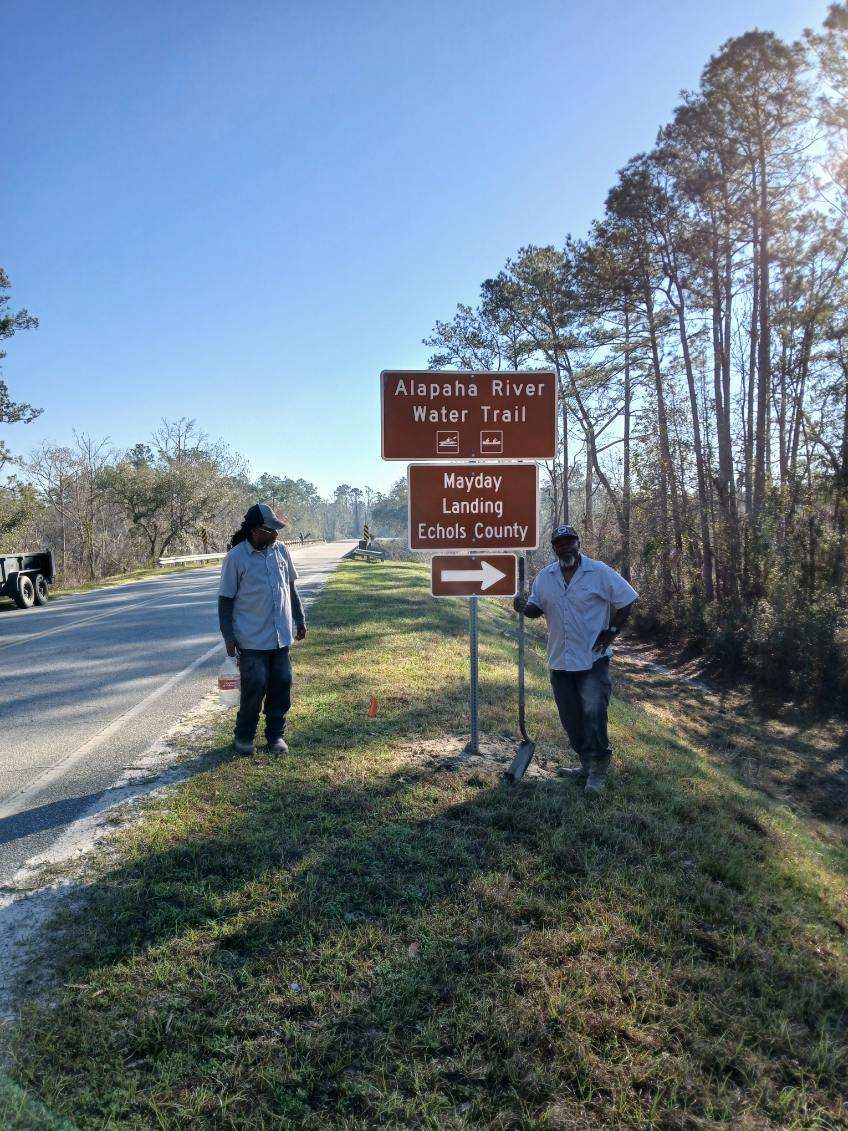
[0,550,55,609]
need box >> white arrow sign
[440,560,507,591]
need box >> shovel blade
[503,739,536,784]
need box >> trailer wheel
[33,573,49,605]
[14,575,36,609]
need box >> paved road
[0,541,355,880]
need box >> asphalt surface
[0,541,355,880]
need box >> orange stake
[367,695,379,718]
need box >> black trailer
[0,550,55,609]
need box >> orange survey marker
[367,695,379,718]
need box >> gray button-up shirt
[218,540,299,650]
[528,554,638,672]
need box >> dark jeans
[550,657,612,770]
[235,647,292,744]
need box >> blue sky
[3,0,830,496]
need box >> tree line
[0,407,381,585]
[2,275,409,575]
[425,7,848,708]
[3,262,407,579]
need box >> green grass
[0,1074,75,1130]
[5,561,848,1128]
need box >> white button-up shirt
[528,554,638,672]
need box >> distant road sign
[408,463,538,551]
[382,370,556,460]
[431,554,517,597]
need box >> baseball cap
[244,502,287,530]
[551,524,579,543]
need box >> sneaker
[233,738,255,756]
[585,768,607,794]
[267,737,289,755]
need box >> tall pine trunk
[642,273,683,560]
[621,306,633,582]
[671,272,714,600]
[753,148,771,522]
[745,177,759,520]
[561,389,569,523]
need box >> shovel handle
[518,554,529,743]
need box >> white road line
[0,640,223,821]
[0,584,210,654]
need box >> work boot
[233,737,255,756]
[585,765,608,794]
[558,764,588,780]
[267,736,289,755]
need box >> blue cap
[551,525,579,543]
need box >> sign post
[468,595,479,754]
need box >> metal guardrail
[158,552,227,566]
[350,548,386,562]
[157,538,326,567]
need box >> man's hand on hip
[592,628,617,652]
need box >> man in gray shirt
[218,503,306,755]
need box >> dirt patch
[620,641,714,692]
[396,733,563,782]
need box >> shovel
[503,554,536,784]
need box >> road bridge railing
[158,552,227,566]
[158,538,326,567]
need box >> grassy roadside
[6,560,848,1128]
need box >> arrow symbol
[440,560,507,591]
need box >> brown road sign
[408,463,538,551]
[382,370,556,460]
[431,554,517,597]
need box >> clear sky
[3,0,830,497]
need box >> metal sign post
[503,552,537,783]
[467,594,479,754]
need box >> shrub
[701,600,750,675]
[745,580,846,708]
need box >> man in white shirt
[514,525,638,793]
